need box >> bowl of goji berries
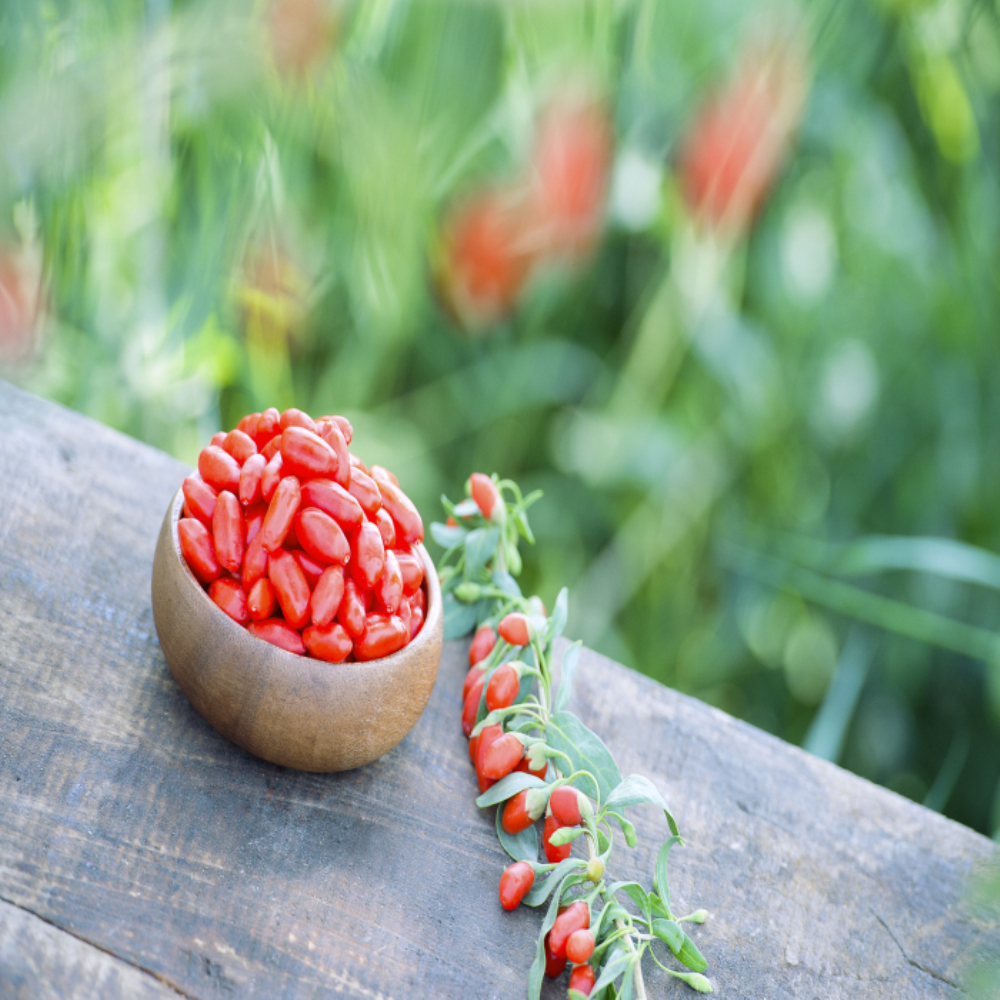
[150,406,442,772]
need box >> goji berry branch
[432,473,714,998]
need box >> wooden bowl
[150,487,443,772]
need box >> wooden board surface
[1,380,997,999]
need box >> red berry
[516,755,548,781]
[247,577,276,621]
[568,963,596,996]
[310,565,345,627]
[259,475,301,552]
[481,732,524,781]
[469,472,500,519]
[182,476,217,526]
[549,786,583,827]
[376,479,424,546]
[468,624,497,666]
[544,932,567,978]
[498,612,531,646]
[208,577,248,624]
[395,549,424,597]
[502,789,542,835]
[279,407,317,434]
[549,900,590,959]
[280,426,338,480]
[475,724,503,794]
[336,579,367,639]
[296,508,350,565]
[212,490,245,574]
[498,862,535,911]
[300,478,364,530]
[178,517,221,584]
[565,929,595,965]
[239,453,267,508]
[374,507,396,549]
[486,662,520,712]
[463,664,485,703]
[316,420,350,488]
[350,521,385,590]
[247,618,306,655]
[254,407,281,448]
[376,549,403,615]
[544,812,571,864]
[354,614,408,660]
[346,468,382,516]
[223,428,257,464]
[198,445,241,493]
[302,622,353,662]
[462,675,485,737]
[268,548,311,630]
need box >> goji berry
[374,507,396,549]
[254,407,281,448]
[410,587,426,616]
[261,452,283,502]
[293,550,325,588]
[209,577,249,624]
[354,614,408,660]
[212,490,245,574]
[279,407,317,433]
[565,929,595,964]
[296,507,350,565]
[302,622,353,662]
[210,431,227,448]
[350,521,385,590]
[462,675,485,737]
[486,661,520,711]
[463,663,485,703]
[470,472,501,520]
[515,756,548,781]
[475,723,503,794]
[223,428,257,464]
[245,502,266,543]
[260,436,282,462]
[408,602,424,640]
[549,786,583,827]
[182,476,217,527]
[549,900,590,959]
[310,565,345,627]
[198,445,241,493]
[469,731,480,765]
[482,731,524,781]
[238,453,266,508]
[237,412,260,437]
[370,465,399,487]
[336,578,367,638]
[247,618,306,655]
[376,549,403,615]
[468,624,497,666]
[395,548,424,596]
[347,468,382,516]
[259,475,301,552]
[498,612,531,646]
[268,548,311,630]
[502,788,545,835]
[280,426,338,480]
[316,419,350,488]
[543,813,571,864]
[544,931,567,978]
[179,517,221,584]
[499,862,535,910]
[376,479,424,545]
[300,478,363,530]
[241,532,269,589]
[247,577,276,621]
[567,963,596,996]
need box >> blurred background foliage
[4,0,1000,848]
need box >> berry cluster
[437,474,713,997]
[178,406,426,663]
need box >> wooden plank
[0,897,182,999]
[0,380,997,998]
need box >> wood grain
[151,488,443,772]
[0,379,997,999]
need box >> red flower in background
[0,246,44,368]
[678,30,809,235]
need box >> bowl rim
[167,483,441,668]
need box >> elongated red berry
[347,468,382,516]
[336,579,367,638]
[261,435,282,462]
[293,549,325,588]
[568,963,596,996]
[241,532,269,589]
[516,755,548,781]
[247,577,276,621]
[549,786,583,827]
[544,813,571,864]
[261,452,283,502]
[463,664,485,703]
[482,731,523,781]
[376,479,424,545]
[469,624,497,666]
[354,614,408,660]
[486,662,519,711]
[239,453,266,507]
[498,612,531,646]
[310,565,345,627]
[502,789,544,835]
[408,603,424,640]
[212,490,245,574]
[351,521,385,590]
[316,420,350,488]
[296,508,350,565]
[268,548,311,629]
[280,426,338,480]
[499,862,535,911]
[182,476,217,526]
[254,407,280,447]
[247,618,306,655]
[300,478,364,530]
[374,507,396,549]
[470,472,500,519]
[544,931,567,978]
[259,475,301,552]
[376,549,403,614]
[565,929,595,964]
[462,675,485,737]
[303,622,353,662]
[223,428,257,464]
[475,723,503,794]
[549,900,590,959]
[198,445,241,493]
[208,577,248,624]
[395,549,424,596]
[179,517,221,584]
[279,407,317,433]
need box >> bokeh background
[3,0,1000,858]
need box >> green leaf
[546,587,569,642]
[591,948,633,995]
[554,641,582,713]
[547,825,586,847]
[652,918,684,952]
[617,965,635,1000]
[443,592,482,639]
[430,521,466,548]
[648,893,669,920]
[670,971,712,992]
[495,804,537,863]
[654,836,682,915]
[491,569,522,597]
[453,498,481,518]
[604,774,679,835]
[545,710,622,803]
[528,869,585,999]
[604,809,637,848]
[675,933,708,974]
[464,526,500,580]
[523,858,585,907]
[609,881,650,921]
[475,771,546,808]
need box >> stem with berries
[433,473,714,998]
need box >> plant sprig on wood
[433,473,714,998]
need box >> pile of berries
[463,614,600,997]
[177,406,426,663]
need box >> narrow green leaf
[547,587,569,642]
[609,881,650,921]
[443,592,482,639]
[554,641,582,713]
[592,948,633,995]
[523,858,585,907]
[545,710,622,803]
[495,805,537,863]
[604,809,637,848]
[453,498,480,518]
[648,893,669,920]
[476,771,546,808]
[654,835,682,915]
[651,918,684,953]
[675,933,708,973]
[464,526,500,580]
[548,825,586,847]
[430,521,466,548]
[604,774,679,835]
[617,964,635,1000]
[491,569,522,597]
[670,971,712,992]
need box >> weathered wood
[1,380,997,999]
